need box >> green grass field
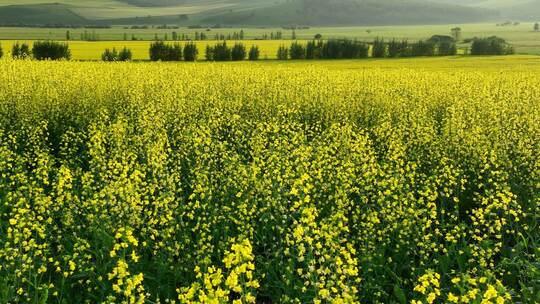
[1,23,540,54]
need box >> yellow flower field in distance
[0,40,293,60]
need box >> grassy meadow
[0,56,538,303]
[1,22,540,54]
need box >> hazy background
[0,0,538,26]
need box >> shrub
[231,43,246,61]
[209,42,232,61]
[183,42,198,61]
[0,43,2,59]
[118,47,133,61]
[306,40,323,59]
[248,45,260,61]
[102,47,132,62]
[289,42,306,60]
[149,41,182,61]
[321,39,369,59]
[411,40,436,57]
[471,36,514,55]
[438,41,457,56]
[427,35,455,45]
[101,48,119,61]
[205,45,214,61]
[388,39,410,58]
[372,38,387,58]
[277,45,289,60]
[32,41,71,60]
[12,42,31,59]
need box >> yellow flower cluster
[107,259,146,304]
[445,273,511,304]
[411,270,441,304]
[178,239,259,303]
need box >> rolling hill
[0,0,503,26]
[433,0,540,20]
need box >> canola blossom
[0,59,538,303]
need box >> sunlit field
[0,57,538,303]
[1,23,540,54]
[0,40,290,60]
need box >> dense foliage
[290,42,307,60]
[11,42,31,59]
[149,41,182,61]
[183,42,198,62]
[206,41,231,61]
[0,60,538,304]
[282,39,369,60]
[372,38,387,58]
[471,37,514,56]
[277,45,289,60]
[32,41,71,60]
[231,43,247,61]
[101,47,133,62]
[205,42,246,61]
[248,45,260,61]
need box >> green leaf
[393,285,407,304]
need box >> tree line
[470,36,514,55]
[148,41,199,62]
[205,42,260,61]
[0,41,71,60]
[371,36,458,58]
[0,36,515,62]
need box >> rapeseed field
[0,58,538,303]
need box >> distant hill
[0,3,87,25]
[200,0,499,26]
[433,0,540,20]
[0,0,502,26]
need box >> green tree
[32,41,71,60]
[388,39,410,58]
[372,38,387,58]
[277,45,288,60]
[210,42,232,61]
[306,40,323,59]
[437,41,457,56]
[248,45,260,61]
[149,41,182,61]
[12,42,31,59]
[289,42,306,59]
[184,42,198,61]
[231,43,246,61]
[411,40,436,57]
[101,48,119,61]
[471,36,514,55]
[535,23,539,31]
[205,45,214,61]
[118,47,132,61]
